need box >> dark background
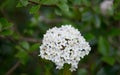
[0,0,120,75]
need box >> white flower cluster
[39,25,91,71]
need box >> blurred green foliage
[0,0,120,75]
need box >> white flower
[100,0,113,15]
[39,25,91,71]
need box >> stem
[60,65,72,75]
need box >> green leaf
[16,2,23,7]
[30,43,40,52]
[55,9,62,16]
[73,0,82,5]
[77,68,88,75]
[19,41,30,50]
[0,29,13,36]
[82,12,93,21]
[84,33,95,41]
[102,56,115,66]
[82,0,90,6]
[94,15,101,28]
[29,5,40,14]
[109,28,120,36]
[15,50,29,65]
[16,0,29,7]
[0,23,2,31]
[98,36,110,56]
[57,1,72,17]
[15,45,24,51]
[0,18,13,29]
[57,2,69,13]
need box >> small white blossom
[39,25,91,71]
[100,0,113,15]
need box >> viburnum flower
[39,25,91,71]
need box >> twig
[20,37,41,43]
[39,15,63,24]
[28,0,56,7]
[6,61,20,75]
[28,0,39,5]
[0,35,41,43]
